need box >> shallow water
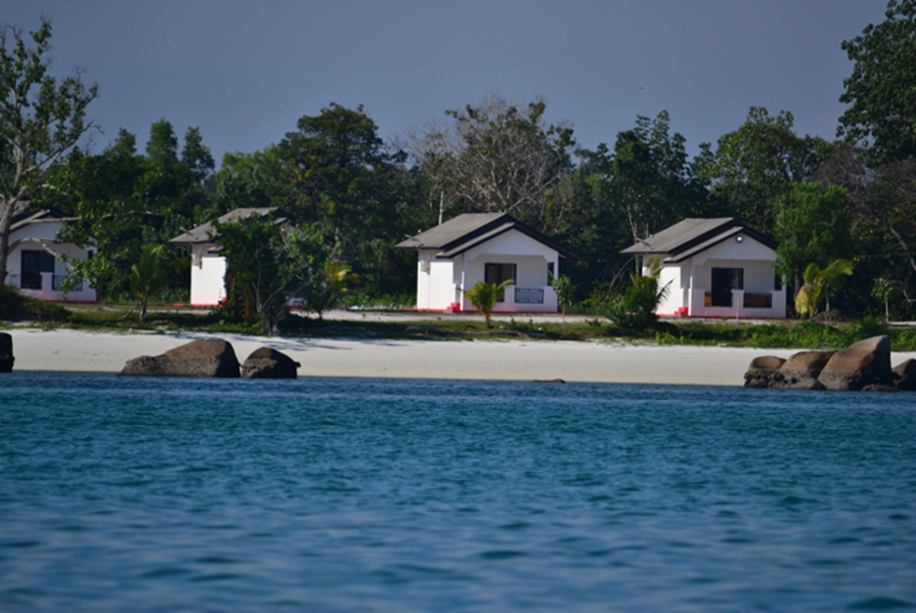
[1,372,915,612]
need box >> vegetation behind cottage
[3,3,916,331]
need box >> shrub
[0,288,70,323]
[604,256,670,330]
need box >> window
[484,263,516,302]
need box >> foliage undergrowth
[0,289,71,323]
[5,297,916,350]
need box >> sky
[4,1,890,166]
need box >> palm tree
[794,259,854,318]
[464,279,514,327]
[606,254,670,329]
[301,261,360,321]
[872,278,897,323]
[130,244,179,323]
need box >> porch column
[460,255,468,310]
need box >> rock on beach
[744,335,910,392]
[240,347,300,379]
[0,332,13,373]
[818,335,893,391]
[118,338,240,378]
[743,355,786,389]
[893,359,916,392]
[773,350,836,390]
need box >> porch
[685,288,786,319]
[5,273,95,302]
[451,284,559,313]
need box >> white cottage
[396,213,575,313]
[621,218,786,319]
[170,208,285,307]
[4,210,97,302]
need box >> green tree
[130,244,185,323]
[214,147,297,217]
[773,182,855,295]
[584,111,708,253]
[0,18,98,293]
[814,146,916,312]
[551,274,575,316]
[411,94,575,232]
[696,107,828,233]
[464,279,514,327]
[300,260,360,321]
[872,277,898,322]
[145,118,179,167]
[51,123,213,300]
[838,0,916,164]
[794,259,855,318]
[278,103,417,298]
[215,213,328,334]
[551,273,575,331]
[181,126,215,186]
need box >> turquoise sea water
[1,372,915,612]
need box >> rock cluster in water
[744,335,915,392]
[118,339,299,379]
[0,332,13,373]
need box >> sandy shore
[5,328,916,386]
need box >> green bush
[0,288,71,323]
[603,256,670,331]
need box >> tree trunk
[0,201,16,292]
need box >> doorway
[21,250,55,290]
[711,267,743,307]
[484,263,516,302]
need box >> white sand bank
[5,328,916,386]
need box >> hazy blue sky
[5,1,889,165]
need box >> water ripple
[2,373,916,612]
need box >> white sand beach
[6,327,916,386]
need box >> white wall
[413,229,562,312]
[685,233,785,318]
[415,249,456,310]
[634,233,785,318]
[6,220,97,302]
[656,265,684,315]
[190,244,227,306]
[689,234,778,295]
[461,230,559,312]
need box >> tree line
[3,1,916,329]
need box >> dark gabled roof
[620,217,776,263]
[395,212,576,260]
[169,208,282,245]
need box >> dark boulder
[743,355,786,388]
[772,350,835,390]
[893,359,916,392]
[818,335,892,391]
[0,332,12,373]
[240,347,300,379]
[119,338,240,377]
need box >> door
[484,263,516,302]
[711,267,743,307]
[20,250,55,290]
